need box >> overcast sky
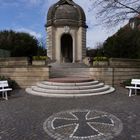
[0,0,125,48]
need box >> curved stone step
[26,78,115,98]
[26,87,115,98]
[31,85,110,94]
[48,77,93,83]
[41,80,99,86]
[37,82,104,90]
[49,63,89,68]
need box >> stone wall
[0,57,28,66]
[90,68,113,85]
[89,58,140,86]
[0,57,139,88]
[109,58,140,67]
[0,66,49,88]
[113,67,140,85]
[90,67,140,86]
[1,66,139,88]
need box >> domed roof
[46,0,87,28]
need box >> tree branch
[115,0,140,14]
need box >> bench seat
[125,79,140,97]
[125,86,140,89]
[0,88,12,93]
[0,81,12,100]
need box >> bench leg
[2,91,8,100]
[135,89,137,95]
[5,91,8,100]
[2,92,4,98]
[129,89,132,97]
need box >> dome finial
[60,0,73,1]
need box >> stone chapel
[45,0,88,63]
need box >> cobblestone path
[0,88,140,140]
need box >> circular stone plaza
[0,0,140,140]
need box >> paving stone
[0,87,139,140]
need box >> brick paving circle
[43,109,123,140]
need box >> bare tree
[94,42,103,49]
[90,0,140,27]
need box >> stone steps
[37,82,104,90]
[26,79,115,98]
[50,63,91,78]
[31,85,110,94]
[49,63,89,68]
[42,80,99,86]
[26,87,115,98]
[50,68,91,78]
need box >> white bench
[125,79,140,97]
[0,81,12,100]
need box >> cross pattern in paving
[53,111,113,138]
[43,109,123,140]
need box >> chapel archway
[61,34,73,63]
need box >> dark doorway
[61,34,73,63]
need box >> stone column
[73,38,75,63]
[58,34,61,63]
[46,27,53,60]
[55,31,61,63]
[72,31,76,63]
